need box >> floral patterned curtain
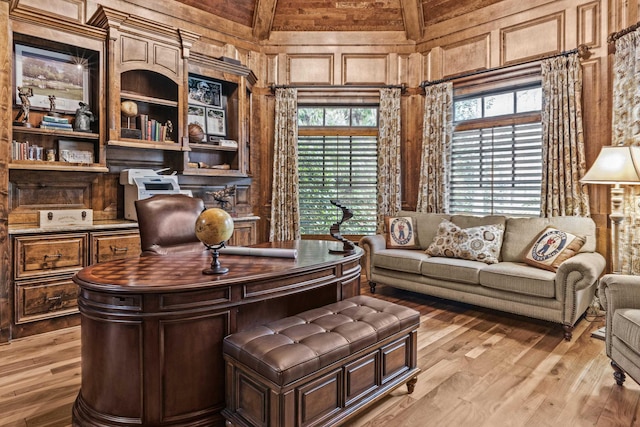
[269,88,301,241]
[612,29,640,274]
[376,88,402,233]
[416,82,453,213]
[540,53,590,217]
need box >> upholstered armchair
[135,194,206,255]
[598,274,640,385]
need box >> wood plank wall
[0,0,635,341]
[256,0,612,256]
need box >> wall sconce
[581,145,640,273]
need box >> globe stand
[203,242,229,275]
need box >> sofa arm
[359,235,386,280]
[556,252,606,292]
[554,252,605,327]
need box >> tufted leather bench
[222,295,420,427]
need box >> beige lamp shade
[581,145,640,184]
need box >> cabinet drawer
[15,234,88,279]
[91,231,140,263]
[15,277,79,324]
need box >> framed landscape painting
[14,44,89,113]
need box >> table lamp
[581,145,640,273]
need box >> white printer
[120,168,192,221]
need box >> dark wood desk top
[74,240,363,292]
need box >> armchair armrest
[598,274,640,312]
[359,235,386,280]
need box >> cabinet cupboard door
[91,231,141,264]
[14,234,88,279]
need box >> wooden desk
[71,240,362,427]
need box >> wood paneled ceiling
[172,0,505,41]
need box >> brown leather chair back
[135,194,206,255]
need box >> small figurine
[48,95,56,113]
[165,120,173,141]
[74,102,95,132]
[14,86,33,126]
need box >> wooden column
[0,0,10,343]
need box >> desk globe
[195,208,234,274]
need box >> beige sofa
[359,212,606,340]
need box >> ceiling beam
[253,0,278,40]
[400,0,424,41]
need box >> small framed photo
[188,76,222,108]
[14,44,90,113]
[206,108,226,137]
[188,104,206,128]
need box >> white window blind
[450,122,542,216]
[298,135,378,235]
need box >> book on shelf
[136,115,169,142]
[40,121,73,130]
[42,115,70,124]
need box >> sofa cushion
[421,257,488,285]
[523,227,586,272]
[373,249,429,274]
[479,262,556,298]
[450,214,507,229]
[384,216,419,249]
[501,216,596,263]
[613,308,640,354]
[425,219,504,264]
[397,211,451,250]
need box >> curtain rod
[269,83,406,92]
[608,21,640,44]
[420,44,591,88]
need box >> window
[297,106,378,236]
[451,85,543,216]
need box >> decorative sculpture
[14,86,33,126]
[208,185,236,211]
[74,102,95,132]
[48,95,58,116]
[328,200,356,255]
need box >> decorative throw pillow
[385,216,419,249]
[524,227,586,272]
[425,219,504,264]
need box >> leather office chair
[135,193,206,255]
[598,273,640,386]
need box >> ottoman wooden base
[222,295,420,427]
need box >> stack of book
[137,114,170,142]
[40,115,73,130]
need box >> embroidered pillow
[524,227,585,272]
[385,216,419,249]
[425,219,504,264]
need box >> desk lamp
[581,145,640,273]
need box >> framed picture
[188,76,222,108]
[206,107,226,137]
[58,140,94,164]
[188,104,206,130]
[14,44,89,113]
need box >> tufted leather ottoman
[222,295,420,427]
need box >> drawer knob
[44,253,62,260]
[110,246,129,253]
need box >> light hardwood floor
[0,282,638,427]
